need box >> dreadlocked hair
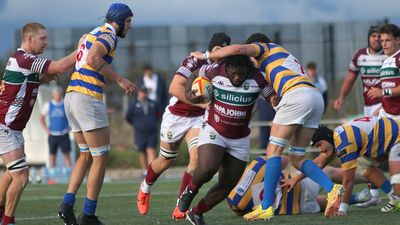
[222,55,254,70]
[245,33,271,44]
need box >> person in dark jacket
[126,85,161,177]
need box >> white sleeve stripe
[261,84,274,97]
[177,67,192,78]
[31,58,47,73]
[199,65,206,77]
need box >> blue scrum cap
[106,3,133,32]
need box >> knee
[78,152,93,163]
[187,153,199,173]
[197,167,218,182]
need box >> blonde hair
[21,22,46,40]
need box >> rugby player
[0,22,80,225]
[310,116,400,215]
[57,3,136,225]
[176,54,275,225]
[227,156,371,216]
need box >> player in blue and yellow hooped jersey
[311,116,400,216]
[58,3,136,225]
[227,156,372,217]
[190,33,342,220]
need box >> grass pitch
[17,180,399,225]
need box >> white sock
[141,180,152,193]
[387,188,400,201]
[370,189,380,198]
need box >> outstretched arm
[191,44,258,61]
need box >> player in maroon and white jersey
[0,22,79,225]
[137,33,231,219]
[176,55,275,224]
[334,26,386,116]
[367,24,400,121]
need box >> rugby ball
[191,76,213,102]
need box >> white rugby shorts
[197,122,250,162]
[64,92,109,132]
[0,124,24,154]
[160,109,203,143]
[273,87,324,128]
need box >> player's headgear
[367,25,379,47]
[311,124,334,147]
[106,3,133,34]
[208,32,231,52]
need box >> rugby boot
[137,185,151,215]
[172,204,187,220]
[178,186,198,212]
[78,214,105,225]
[381,199,400,213]
[325,184,345,217]
[186,209,207,225]
[58,202,78,225]
[243,204,274,221]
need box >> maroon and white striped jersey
[167,56,208,117]
[380,49,400,115]
[0,48,51,130]
[349,48,386,106]
[199,63,274,139]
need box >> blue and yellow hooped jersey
[251,43,315,96]
[227,157,302,215]
[334,116,400,170]
[67,23,118,100]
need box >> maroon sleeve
[349,48,366,73]
[198,63,220,80]
[176,56,207,79]
[253,69,274,98]
[16,51,51,74]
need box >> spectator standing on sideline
[306,62,328,112]
[125,85,160,177]
[40,87,72,168]
[138,65,168,111]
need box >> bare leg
[81,127,110,201]
[66,132,92,194]
[0,171,12,206]
[62,153,72,168]
[200,152,246,211]
[49,153,57,168]
[1,148,29,217]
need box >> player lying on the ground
[227,156,371,216]
[295,116,400,217]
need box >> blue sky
[0,0,399,59]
